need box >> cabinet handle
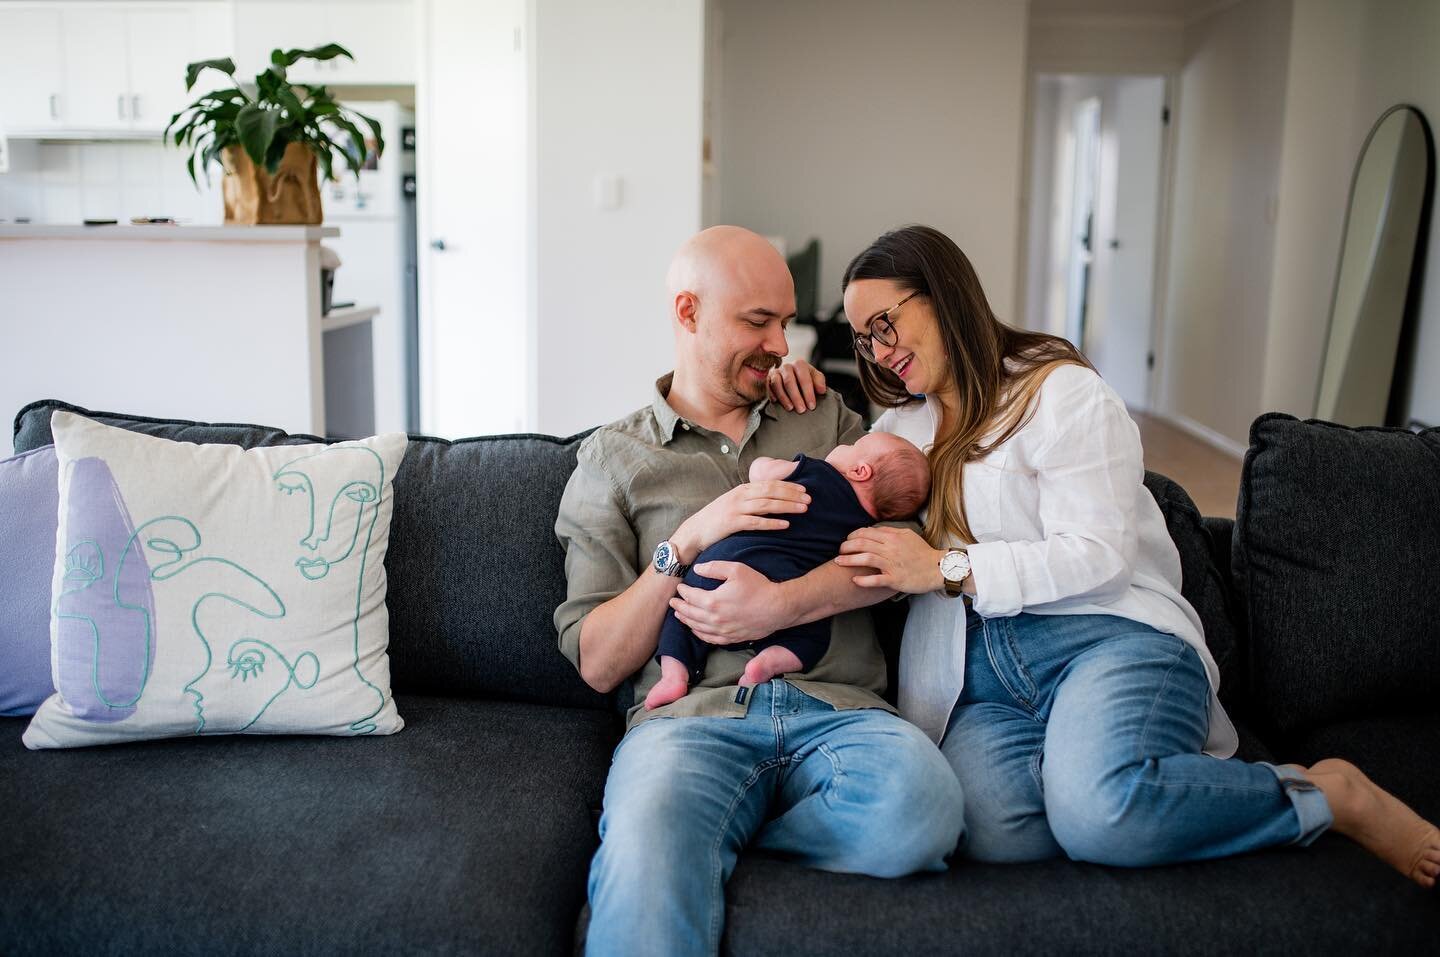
[117,95,126,120]
[49,94,59,119]
[131,95,141,120]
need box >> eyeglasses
[852,291,920,364]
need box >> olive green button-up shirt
[554,373,895,731]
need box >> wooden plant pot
[222,142,323,225]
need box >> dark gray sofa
[3,399,1437,955]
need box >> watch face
[654,541,674,573]
[941,550,969,580]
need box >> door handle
[131,95,141,120]
[430,239,447,251]
[117,95,126,120]
[49,93,60,119]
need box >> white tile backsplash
[0,138,223,224]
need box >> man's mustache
[744,354,781,373]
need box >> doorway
[1023,73,1169,411]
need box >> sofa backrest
[13,400,1249,720]
[12,400,613,712]
[1234,413,1440,741]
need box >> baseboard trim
[1153,411,1247,460]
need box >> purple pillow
[0,445,58,716]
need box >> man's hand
[668,561,789,645]
[672,481,809,562]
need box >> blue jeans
[586,679,965,957]
[942,608,1333,865]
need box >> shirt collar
[653,372,776,444]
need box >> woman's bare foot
[644,656,691,710]
[740,646,804,688]
[1304,758,1440,888]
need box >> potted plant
[165,45,384,225]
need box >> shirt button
[720,444,730,454]
[681,422,690,431]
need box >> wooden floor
[1133,412,1243,518]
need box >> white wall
[1154,0,1291,449]
[1263,0,1440,427]
[531,0,704,437]
[714,0,1029,321]
[1168,0,1440,438]
[1259,0,1364,419]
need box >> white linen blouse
[872,362,1239,758]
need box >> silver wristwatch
[652,539,690,578]
[939,548,972,598]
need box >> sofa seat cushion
[1283,714,1440,821]
[722,842,1440,955]
[0,696,620,956]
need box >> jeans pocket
[984,618,1039,710]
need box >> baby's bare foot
[1306,758,1440,888]
[644,657,690,710]
[739,646,804,688]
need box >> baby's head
[825,433,930,521]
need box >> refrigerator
[326,100,419,435]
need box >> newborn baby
[645,432,930,710]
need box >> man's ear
[675,291,700,333]
[847,462,873,483]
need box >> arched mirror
[1315,104,1434,427]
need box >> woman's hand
[671,481,810,562]
[836,526,945,594]
[767,359,827,413]
[669,561,786,645]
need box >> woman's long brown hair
[843,225,1092,547]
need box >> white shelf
[323,305,379,332]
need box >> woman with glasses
[765,224,1439,886]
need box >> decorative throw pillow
[23,412,408,748]
[0,446,60,716]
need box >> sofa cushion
[0,695,619,956]
[720,840,1440,955]
[1142,471,1246,717]
[1233,414,1440,739]
[25,413,408,747]
[12,399,611,713]
[0,445,58,716]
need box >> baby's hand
[748,456,800,483]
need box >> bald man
[554,227,965,956]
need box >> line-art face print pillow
[23,412,409,749]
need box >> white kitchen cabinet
[61,8,131,131]
[0,2,229,138]
[126,7,200,129]
[233,0,415,85]
[0,7,65,132]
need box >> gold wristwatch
[939,548,972,598]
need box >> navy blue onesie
[657,454,875,682]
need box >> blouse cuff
[965,540,1024,618]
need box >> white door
[60,8,130,130]
[1087,76,1165,410]
[0,8,65,132]
[125,8,198,131]
[417,0,529,437]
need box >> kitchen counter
[0,224,339,242]
[2,224,368,448]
